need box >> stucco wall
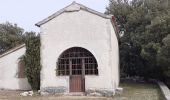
[0,46,31,90]
[109,20,120,88]
[40,9,119,92]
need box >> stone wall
[41,86,67,96]
[86,88,115,97]
[40,87,115,97]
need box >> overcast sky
[0,0,109,32]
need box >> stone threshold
[66,92,85,96]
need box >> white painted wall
[0,46,31,90]
[40,9,119,92]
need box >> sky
[0,0,109,32]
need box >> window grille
[57,47,98,76]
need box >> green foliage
[157,35,170,87]
[0,22,24,54]
[106,0,170,80]
[0,21,41,90]
[23,32,41,90]
[0,22,41,89]
[158,35,170,77]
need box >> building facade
[36,2,119,96]
[0,44,31,90]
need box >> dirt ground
[0,91,112,100]
[0,82,162,100]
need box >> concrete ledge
[157,81,170,100]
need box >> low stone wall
[40,86,67,95]
[85,88,115,97]
[157,81,170,100]
[40,87,115,97]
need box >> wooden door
[70,59,85,92]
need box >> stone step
[68,92,85,96]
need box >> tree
[23,32,41,90]
[0,22,41,90]
[0,22,24,54]
[157,34,170,87]
[106,0,170,80]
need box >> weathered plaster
[39,3,119,95]
[0,46,31,90]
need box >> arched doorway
[17,59,25,78]
[57,47,98,92]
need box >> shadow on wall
[18,78,32,91]
[17,59,32,90]
[0,80,2,90]
[0,67,4,90]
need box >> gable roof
[35,1,120,40]
[0,44,25,58]
[35,1,112,27]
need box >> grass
[0,81,162,100]
[113,81,163,100]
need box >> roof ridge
[75,2,112,18]
[72,1,76,4]
[35,2,112,27]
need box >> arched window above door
[57,47,98,76]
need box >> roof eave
[0,44,26,58]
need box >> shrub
[23,32,41,90]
